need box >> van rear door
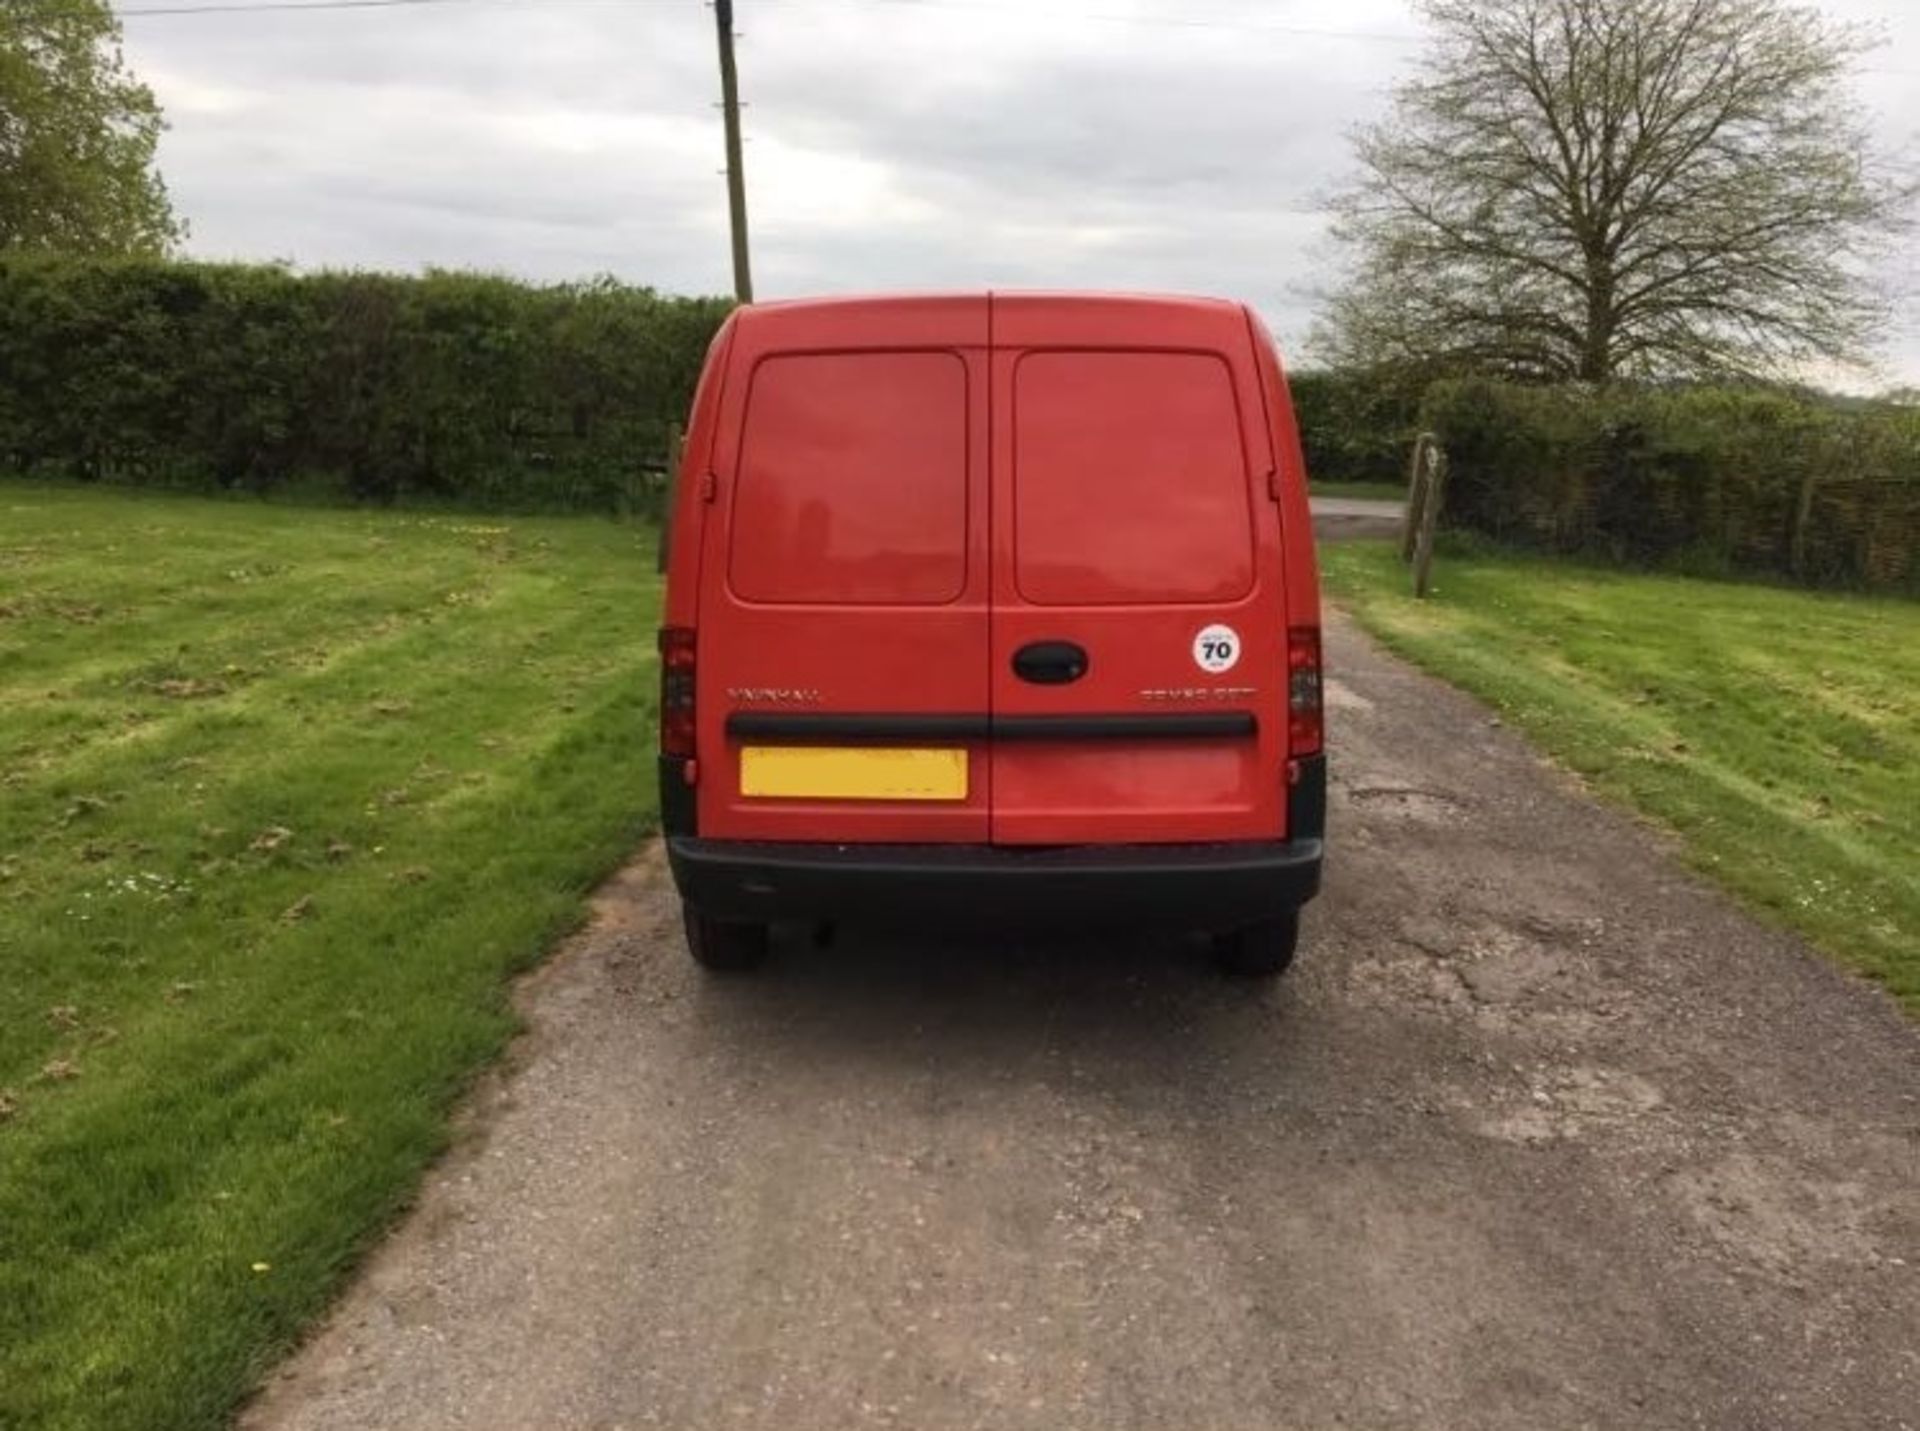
[696,298,991,843]
[988,295,1286,846]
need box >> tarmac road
[245,610,1919,1431]
[1309,496,1404,541]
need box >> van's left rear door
[696,298,991,843]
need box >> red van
[657,293,1324,976]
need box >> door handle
[1012,640,1089,684]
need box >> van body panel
[660,313,738,633]
[661,292,1324,930]
[1246,308,1323,633]
[693,297,991,843]
[986,294,1287,846]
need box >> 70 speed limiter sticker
[1192,623,1242,674]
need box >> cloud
[122,0,1920,378]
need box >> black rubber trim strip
[992,712,1254,739]
[726,712,988,740]
[723,711,1256,741]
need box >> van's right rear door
[987,295,1287,846]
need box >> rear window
[728,351,968,605]
[1013,350,1253,605]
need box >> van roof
[730,291,1256,348]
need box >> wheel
[681,905,769,971]
[1212,910,1300,978]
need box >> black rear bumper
[666,835,1323,930]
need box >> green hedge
[1289,367,1423,489]
[0,256,731,510]
[8,261,1912,590]
[1421,379,1920,591]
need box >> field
[1322,541,1919,1012]
[0,486,662,1430]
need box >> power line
[118,0,645,15]
[853,0,1418,43]
[114,0,1421,42]
[104,0,1920,73]
[121,0,508,15]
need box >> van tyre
[682,906,769,972]
[1212,910,1300,978]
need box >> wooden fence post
[1401,432,1436,564]
[1411,443,1447,599]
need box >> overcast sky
[119,0,1920,381]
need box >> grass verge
[1322,541,1918,1013]
[1309,480,1407,503]
[0,484,661,1429]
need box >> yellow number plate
[739,746,968,801]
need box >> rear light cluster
[1287,625,1323,756]
[659,626,696,757]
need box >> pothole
[1346,785,1466,824]
[1667,1153,1894,1276]
[1471,1066,1666,1145]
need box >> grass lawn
[1309,480,1407,503]
[0,485,662,1430]
[1322,541,1919,1012]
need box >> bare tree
[1319,0,1912,382]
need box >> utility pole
[713,0,753,303]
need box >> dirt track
[245,610,1919,1431]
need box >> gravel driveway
[244,610,1919,1431]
